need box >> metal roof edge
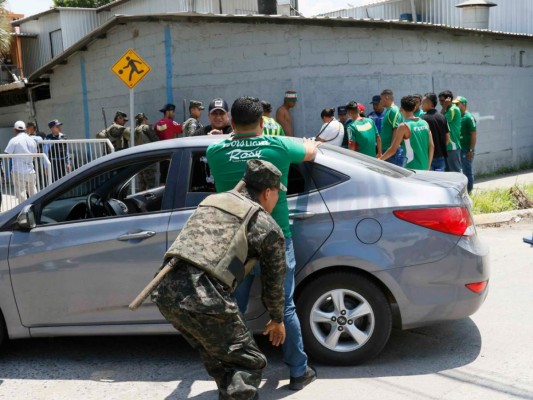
[27,13,533,82]
[11,7,97,26]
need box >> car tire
[297,271,392,365]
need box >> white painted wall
[2,19,532,173]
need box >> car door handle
[117,230,156,241]
[289,211,316,220]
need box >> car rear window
[317,144,414,179]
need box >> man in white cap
[5,121,38,203]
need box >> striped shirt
[262,116,285,136]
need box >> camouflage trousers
[157,302,266,400]
[138,165,156,191]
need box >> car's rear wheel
[297,271,392,365]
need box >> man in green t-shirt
[380,95,434,170]
[380,89,405,166]
[454,96,477,193]
[207,96,319,391]
[413,93,425,117]
[345,101,382,157]
[439,90,462,173]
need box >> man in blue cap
[367,95,385,133]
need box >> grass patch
[472,184,533,214]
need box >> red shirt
[154,117,182,140]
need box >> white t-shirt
[317,119,344,147]
[5,132,38,173]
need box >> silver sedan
[0,136,489,365]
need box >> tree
[0,0,12,56]
[54,0,113,7]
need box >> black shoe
[289,366,317,391]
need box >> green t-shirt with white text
[206,134,306,238]
[347,118,379,157]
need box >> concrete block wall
[1,19,532,174]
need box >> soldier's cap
[243,159,287,192]
[452,96,468,105]
[337,106,347,115]
[159,103,176,113]
[346,101,359,111]
[114,111,128,121]
[48,119,63,129]
[135,112,147,121]
[370,95,381,104]
[208,98,229,114]
[189,100,205,110]
[14,120,26,131]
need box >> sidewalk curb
[474,208,533,226]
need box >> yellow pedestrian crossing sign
[111,49,151,89]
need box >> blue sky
[7,0,351,18]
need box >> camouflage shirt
[107,123,131,150]
[134,124,159,145]
[182,117,203,137]
[153,189,286,323]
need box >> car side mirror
[16,205,37,230]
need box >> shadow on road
[0,317,481,399]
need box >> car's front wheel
[297,271,392,365]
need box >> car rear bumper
[374,235,490,329]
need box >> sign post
[111,48,151,147]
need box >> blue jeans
[446,149,462,173]
[430,156,446,172]
[233,238,308,377]
[385,147,406,167]
[461,150,474,192]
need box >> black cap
[114,111,128,122]
[370,95,381,104]
[48,119,63,129]
[337,106,347,115]
[346,101,358,110]
[209,98,229,113]
[159,103,176,113]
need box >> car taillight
[393,207,475,236]
[465,281,488,293]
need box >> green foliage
[0,0,12,55]
[472,184,533,214]
[54,0,113,7]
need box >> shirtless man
[275,90,297,137]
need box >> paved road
[1,220,532,400]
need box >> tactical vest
[165,191,260,290]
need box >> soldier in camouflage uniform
[134,113,159,190]
[97,111,131,151]
[152,159,287,400]
[182,100,205,137]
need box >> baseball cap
[337,106,347,115]
[114,111,128,122]
[346,101,358,110]
[358,104,366,113]
[48,119,63,129]
[370,95,381,104]
[452,96,468,105]
[14,120,26,131]
[209,98,229,113]
[244,159,287,192]
[159,103,176,113]
[189,100,205,110]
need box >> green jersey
[413,109,425,117]
[262,116,285,136]
[402,118,431,170]
[445,104,462,151]
[381,105,403,151]
[206,134,306,238]
[347,118,379,157]
[460,111,477,151]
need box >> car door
[8,151,180,327]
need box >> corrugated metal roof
[11,7,96,26]
[27,12,533,82]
